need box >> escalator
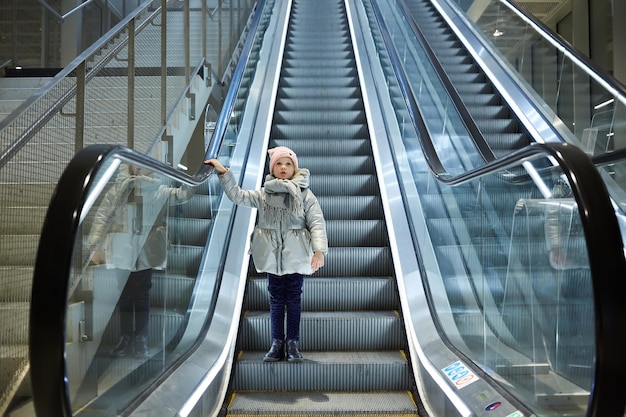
[366,0,626,416]
[26,0,626,416]
[374,0,595,406]
[381,0,604,401]
[404,0,532,158]
[225,0,419,414]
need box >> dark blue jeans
[267,273,304,341]
[118,268,153,337]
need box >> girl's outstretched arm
[204,159,228,174]
[311,251,325,273]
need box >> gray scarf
[262,168,310,227]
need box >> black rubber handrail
[28,0,268,413]
[370,1,626,416]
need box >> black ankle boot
[110,335,132,357]
[263,339,285,362]
[286,339,303,362]
[134,335,149,358]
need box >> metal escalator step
[469,105,511,120]
[241,311,405,351]
[322,246,393,277]
[318,195,383,220]
[278,86,360,99]
[244,276,398,311]
[276,139,371,157]
[150,273,195,311]
[441,62,479,75]
[424,38,463,51]
[454,82,493,95]
[284,57,354,69]
[310,174,379,195]
[446,71,485,84]
[474,118,520,133]
[271,123,368,139]
[298,156,375,175]
[167,217,211,246]
[281,66,357,79]
[165,244,204,275]
[435,54,473,66]
[485,133,530,151]
[232,351,411,391]
[284,50,352,61]
[287,32,350,43]
[273,110,365,125]
[461,92,501,106]
[175,194,217,219]
[280,76,358,89]
[275,97,362,112]
[227,391,418,416]
[326,219,388,246]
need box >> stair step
[234,350,410,391]
[227,391,418,416]
[0,267,33,302]
[244,276,398,311]
[240,311,405,351]
[0,235,39,265]
[0,184,56,206]
[0,305,29,344]
[0,207,47,234]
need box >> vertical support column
[571,0,590,56]
[613,0,626,84]
[203,0,211,86]
[161,0,167,128]
[218,0,223,79]
[127,18,136,150]
[60,0,82,66]
[160,0,173,165]
[75,62,86,152]
[569,0,591,138]
[184,0,191,85]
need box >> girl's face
[272,157,296,179]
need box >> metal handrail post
[127,18,136,150]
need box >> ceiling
[513,0,572,25]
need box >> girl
[205,146,328,362]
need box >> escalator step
[240,311,405,351]
[278,86,361,99]
[227,391,418,417]
[271,123,368,139]
[244,276,398,311]
[275,139,371,156]
[232,351,410,391]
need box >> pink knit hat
[268,146,298,172]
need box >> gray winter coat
[218,168,328,276]
[88,164,193,271]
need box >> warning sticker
[441,360,479,389]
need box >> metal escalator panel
[366,0,626,416]
[224,0,419,415]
